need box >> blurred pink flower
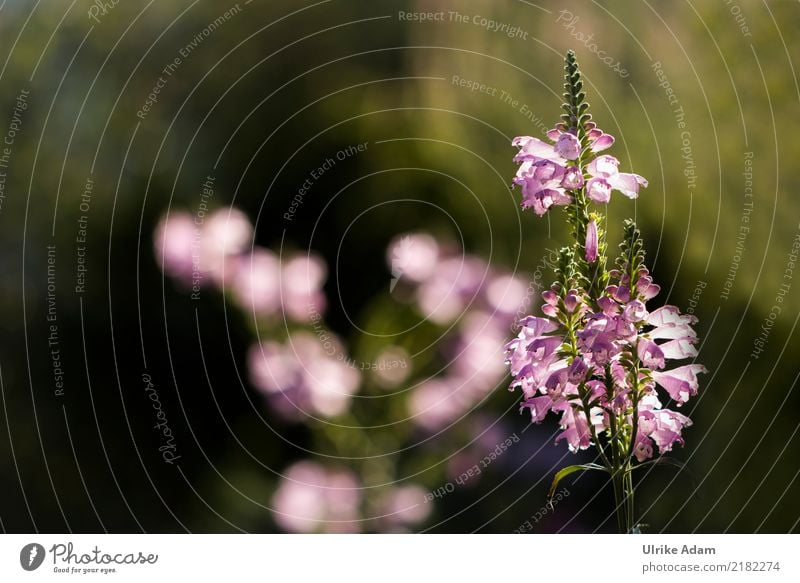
[388,233,439,286]
[272,461,361,533]
[371,346,412,389]
[486,274,528,315]
[416,256,486,324]
[375,484,431,530]
[230,248,281,316]
[154,212,197,283]
[201,208,253,282]
[155,207,254,286]
[281,254,328,321]
[408,379,470,431]
[249,331,360,420]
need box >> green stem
[611,463,625,534]
[625,466,635,533]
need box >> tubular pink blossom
[647,305,698,327]
[659,338,699,360]
[648,409,692,452]
[585,220,598,263]
[637,339,666,370]
[609,173,648,199]
[561,166,584,189]
[587,155,620,177]
[554,133,581,160]
[513,136,564,163]
[589,133,615,152]
[652,365,707,405]
[520,395,554,423]
[586,177,612,203]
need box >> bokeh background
[1,0,798,533]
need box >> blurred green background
[0,0,798,533]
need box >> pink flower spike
[585,220,598,263]
[586,177,612,203]
[554,133,581,160]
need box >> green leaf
[548,463,607,499]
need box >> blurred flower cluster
[387,233,528,432]
[156,212,527,532]
[155,208,327,320]
[272,460,431,533]
[155,208,357,421]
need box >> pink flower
[652,365,707,405]
[555,133,581,160]
[586,154,649,200]
[231,248,281,316]
[561,166,584,189]
[272,461,361,533]
[387,233,439,284]
[548,124,615,153]
[647,409,692,453]
[610,173,648,198]
[637,339,666,370]
[589,132,615,152]
[281,254,328,322]
[513,136,564,163]
[586,177,612,203]
[553,400,603,452]
[520,394,555,423]
[511,134,577,215]
[647,305,698,327]
[633,430,654,462]
[521,185,572,216]
[248,331,360,420]
[659,338,698,360]
[587,155,620,177]
[585,220,598,262]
